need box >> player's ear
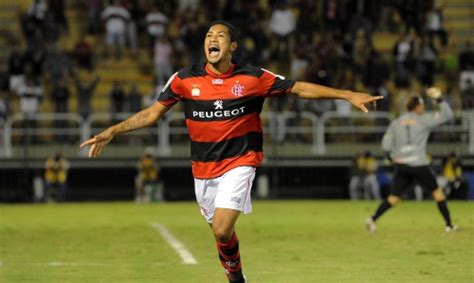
[230,41,238,52]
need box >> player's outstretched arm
[290,81,383,113]
[80,102,171,158]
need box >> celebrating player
[366,89,457,233]
[81,20,382,282]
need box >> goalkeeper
[366,88,458,233]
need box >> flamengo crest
[231,81,244,97]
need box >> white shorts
[194,166,256,223]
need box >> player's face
[204,24,236,64]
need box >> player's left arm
[290,81,383,113]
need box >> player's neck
[207,60,232,75]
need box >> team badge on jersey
[191,83,200,96]
[231,81,244,97]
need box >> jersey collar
[205,63,236,78]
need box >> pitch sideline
[151,222,198,265]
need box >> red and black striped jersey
[157,63,295,179]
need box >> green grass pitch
[0,201,473,282]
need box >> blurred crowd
[1,0,474,141]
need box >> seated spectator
[101,0,130,60]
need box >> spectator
[73,72,100,120]
[17,76,43,143]
[363,48,390,89]
[0,95,10,125]
[20,12,40,52]
[44,151,70,202]
[439,150,463,197]
[7,49,25,94]
[85,0,103,34]
[27,0,48,29]
[101,0,130,60]
[268,2,296,60]
[24,48,46,78]
[181,16,207,64]
[349,151,380,200]
[145,6,168,48]
[393,32,414,88]
[134,148,162,203]
[47,0,68,33]
[416,37,437,86]
[460,66,474,91]
[51,78,69,140]
[45,46,72,84]
[153,36,173,87]
[72,34,93,70]
[42,12,61,50]
[426,5,448,47]
[17,76,43,117]
[123,0,139,53]
[459,40,474,71]
[128,83,142,113]
[51,78,69,114]
[349,152,365,200]
[109,80,125,122]
[461,79,474,110]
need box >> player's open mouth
[208,46,220,58]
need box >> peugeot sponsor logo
[192,100,245,119]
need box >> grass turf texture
[0,201,472,282]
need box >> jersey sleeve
[419,101,454,128]
[157,72,183,107]
[259,68,295,97]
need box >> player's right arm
[80,102,171,158]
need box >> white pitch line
[151,222,198,265]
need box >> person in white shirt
[101,0,130,59]
[145,6,168,48]
[268,2,296,60]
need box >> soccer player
[366,95,457,233]
[81,20,382,282]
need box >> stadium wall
[0,157,472,203]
